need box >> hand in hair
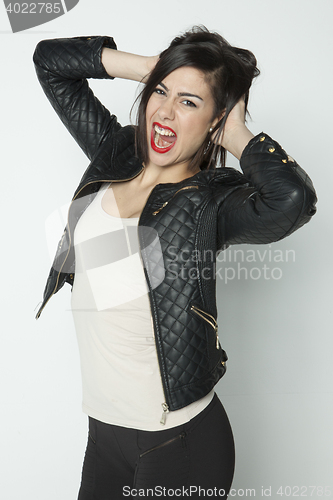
[143,55,160,82]
[101,48,159,83]
[214,98,254,160]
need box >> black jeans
[78,393,235,499]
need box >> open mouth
[151,123,177,153]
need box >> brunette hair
[134,26,260,170]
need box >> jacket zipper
[138,196,171,424]
[190,304,221,352]
[145,293,170,424]
[36,168,145,319]
[152,185,199,215]
[139,431,186,458]
[137,252,170,424]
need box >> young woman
[33,27,317,499]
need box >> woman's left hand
[214,97,255,160]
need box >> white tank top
[71,182,214,431]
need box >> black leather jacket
[33,35,317,413]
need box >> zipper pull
[152,201,169,216]
[160,402,169,425]
[215,327,220,349]
[152,186,198,216]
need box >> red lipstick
[150,122,177,154]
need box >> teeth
[154,124,175,137]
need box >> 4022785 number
[276,486,332,497]
[5,3,61,14]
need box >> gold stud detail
[260,136,265,142]
[70,274,74,279]
[269,147,275,153]
[287,155,295,162]
[282,159,287,163]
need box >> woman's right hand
[143,55,159,82]
[101,48,158,83]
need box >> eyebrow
[158,82,203,101]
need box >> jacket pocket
[190,304,223,358]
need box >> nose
[157,97,175,121]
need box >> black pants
[78,393,235,499]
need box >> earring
[204,141,211,155]
[209,127,213,133]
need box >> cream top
[71,182,213,431]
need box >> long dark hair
[134,26,260,171]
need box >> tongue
[157,133,176,147]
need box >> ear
[211,110,225,130]
[209,110,226,145]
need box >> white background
[0,0,332,498]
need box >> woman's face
[146,66,218,170]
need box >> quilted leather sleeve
[217,133,317,246]
[33,35,121,161]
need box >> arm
[216,101,317,247]
[33,35,120,161]
[101,47,158,82]
[33,36,158,160]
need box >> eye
[182,99,197,108]
[153,87,166,96]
